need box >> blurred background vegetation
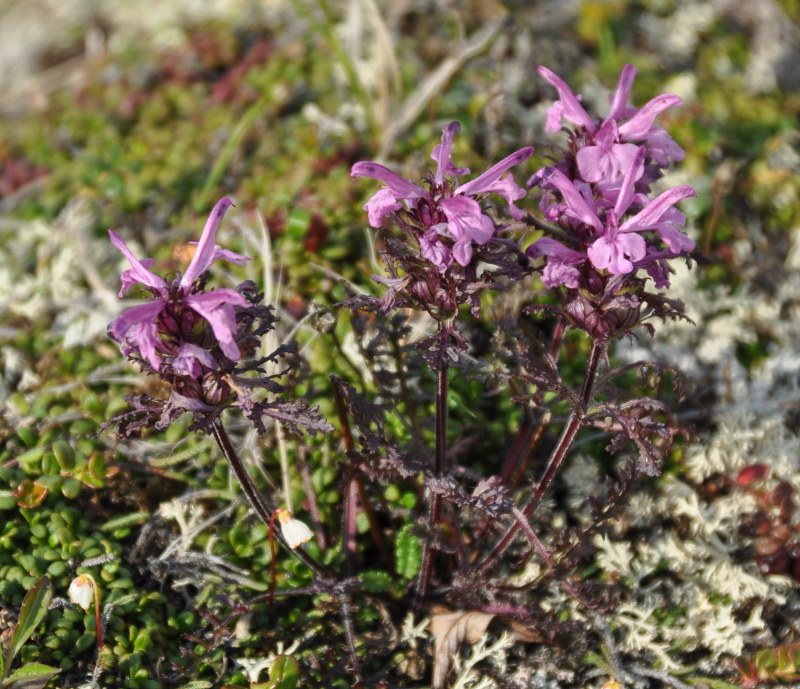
[0,0,799,687]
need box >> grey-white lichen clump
[598,211,800,669]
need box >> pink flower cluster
[527,64,696,290]
[351,122,533,272]
[350,64,697,298]
[108,197,250,375]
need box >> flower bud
[202,373,230,405]
[68,574,94,610]
[277,509,313,549]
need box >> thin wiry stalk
[338,594,362,680]
[415,360,449,602]
[298,451,327,551]
[211,420,332,580]
[476,338,607,576]
[342,472,359,570]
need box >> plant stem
[499,316,566,488]
[549,316,566,362]
[83,572,104,650]
[343,471,359,567]
[338,594,362,679]
[211,420,332,580]
[509,507,582,600]
[415,359,449,602]
[475,338,607,575]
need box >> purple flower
[538,64,685,185]
[351,122,533,271]
[526,238,585,289]
[438,196,494,266]
[528,148,696,285]
[109,197,251,371]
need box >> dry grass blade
[378,14,506,159]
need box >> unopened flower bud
[68,574,94,610]
[276,509,313,549]
[202,373,229,405]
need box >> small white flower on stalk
[68,574,94,610]
[276,509,313,549]
[67,572,104,649]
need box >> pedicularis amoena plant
[104,65,697,684]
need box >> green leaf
[395,524,422,580]
[3,577,52,678]
[358,570,393,593]
[100,511,150,532]
[2,663,60,689]
[685,677,742,689]
[581,651,613,673]
[51,440,75,471]
[252,655,299,689]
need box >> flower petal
[540,168,603,232]
[431,122,469,184]
[452,236,474,267]
[538,66,595,133]
[110,300,165,342]
[120,258,156,296]
[439,196,494,246]
[419,226,453,272]
[181,197,235,290]
[109,230,168,297]
[526,237,585,264]
[172,341,217,377]
[647,127,686,165]
[363,188,403,227]
[605,64,638,123]
[187,289,248,360]
[576,142,640,185]
[612,146,646,219]
[351,162,429,201]
[454,147,534,201]
[542,261,580,289]
[618,94,682,141]
[620,185,696,232]
[588,231,646,274]
[187,243,251,267]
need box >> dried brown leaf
[430,610,495,689]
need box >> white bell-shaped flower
[277,509,313,549]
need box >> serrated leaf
[359,570,393,592]
[3,663,60,689]
[395,524,421,579]
[3,577,52,677]
[177,682,213,689]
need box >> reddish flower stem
[475,338,607,576]
[85,573,104,650]
[415,361,449,602]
